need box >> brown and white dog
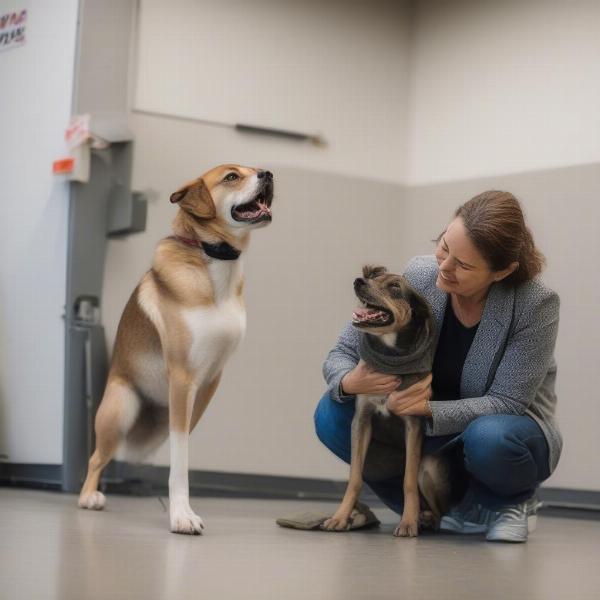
[78,164,274,534]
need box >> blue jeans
[314,391,551,513]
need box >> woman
[315,191,561,543]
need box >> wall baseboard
[1,462,599,519]
[0,463,63,490]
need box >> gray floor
[1,488,599,600]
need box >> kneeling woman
[315,191,561,543]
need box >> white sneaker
[440,490,494,534]
[486,497,542,543]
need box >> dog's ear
[362,265,387,279]
[170,179,216,219]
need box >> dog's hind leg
[122,403,169,464]
[418,454,452,529]
[78,377,140,510]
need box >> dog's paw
[418,510,438,531]
[394,519,419,538]
[170,505,204,535]
[322,514,351,531]
[78,491,106,510]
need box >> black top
[431,299,480,401]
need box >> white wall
[406,0,600,185]
[0,0,79,463]
[134,0,411,184]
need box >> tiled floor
[0,488,598,600]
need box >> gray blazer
[323,255,562,474]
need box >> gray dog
[323,265,451,537]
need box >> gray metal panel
[72,0,135,116]
[66,151,112,302]
[62,328,89,492]
[106,142,148,236]
[63,0,140,493]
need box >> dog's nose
[257,170,273,180]
[354,278,365,290]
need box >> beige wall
[109,115,600,489]
[406,0,600,185]
[402,166,600,491]
[102,0,412,479]
[403,0,600,490]
[134,0,412,183]
[103,113,408,479]
[100,0,600,490]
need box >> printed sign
[53,115,93,182]
[0,9,27,52]
[54,114,113,181]
[65,114,91,148]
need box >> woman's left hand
[386,373,433,417]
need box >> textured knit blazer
[323,255,562,474]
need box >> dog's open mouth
[231,194,272,223]
[352,303,392,327]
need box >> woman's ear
[170,179,216,219]
[494,261,519,282]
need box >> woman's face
[434,217,511,300]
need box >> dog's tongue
[353,307,386,322]
[239,200,271,219]
[257,200,271,216]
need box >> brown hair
[454,190,545,286]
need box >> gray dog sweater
[358,320,436,391]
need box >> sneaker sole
[440,516,488,534]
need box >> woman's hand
[386,374,433,417]
[341,360,400,396]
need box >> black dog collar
[175,236,241,260]
[201,241,241,261]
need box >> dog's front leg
[394,415,422,537]
[323,399,373,531]
[168,367,203,535]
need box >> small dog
[323,265,449,537]
[78,164,274,534]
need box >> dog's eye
[223,172,239,182]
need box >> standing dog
[323,266,449,536]
[78,164,274,534]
